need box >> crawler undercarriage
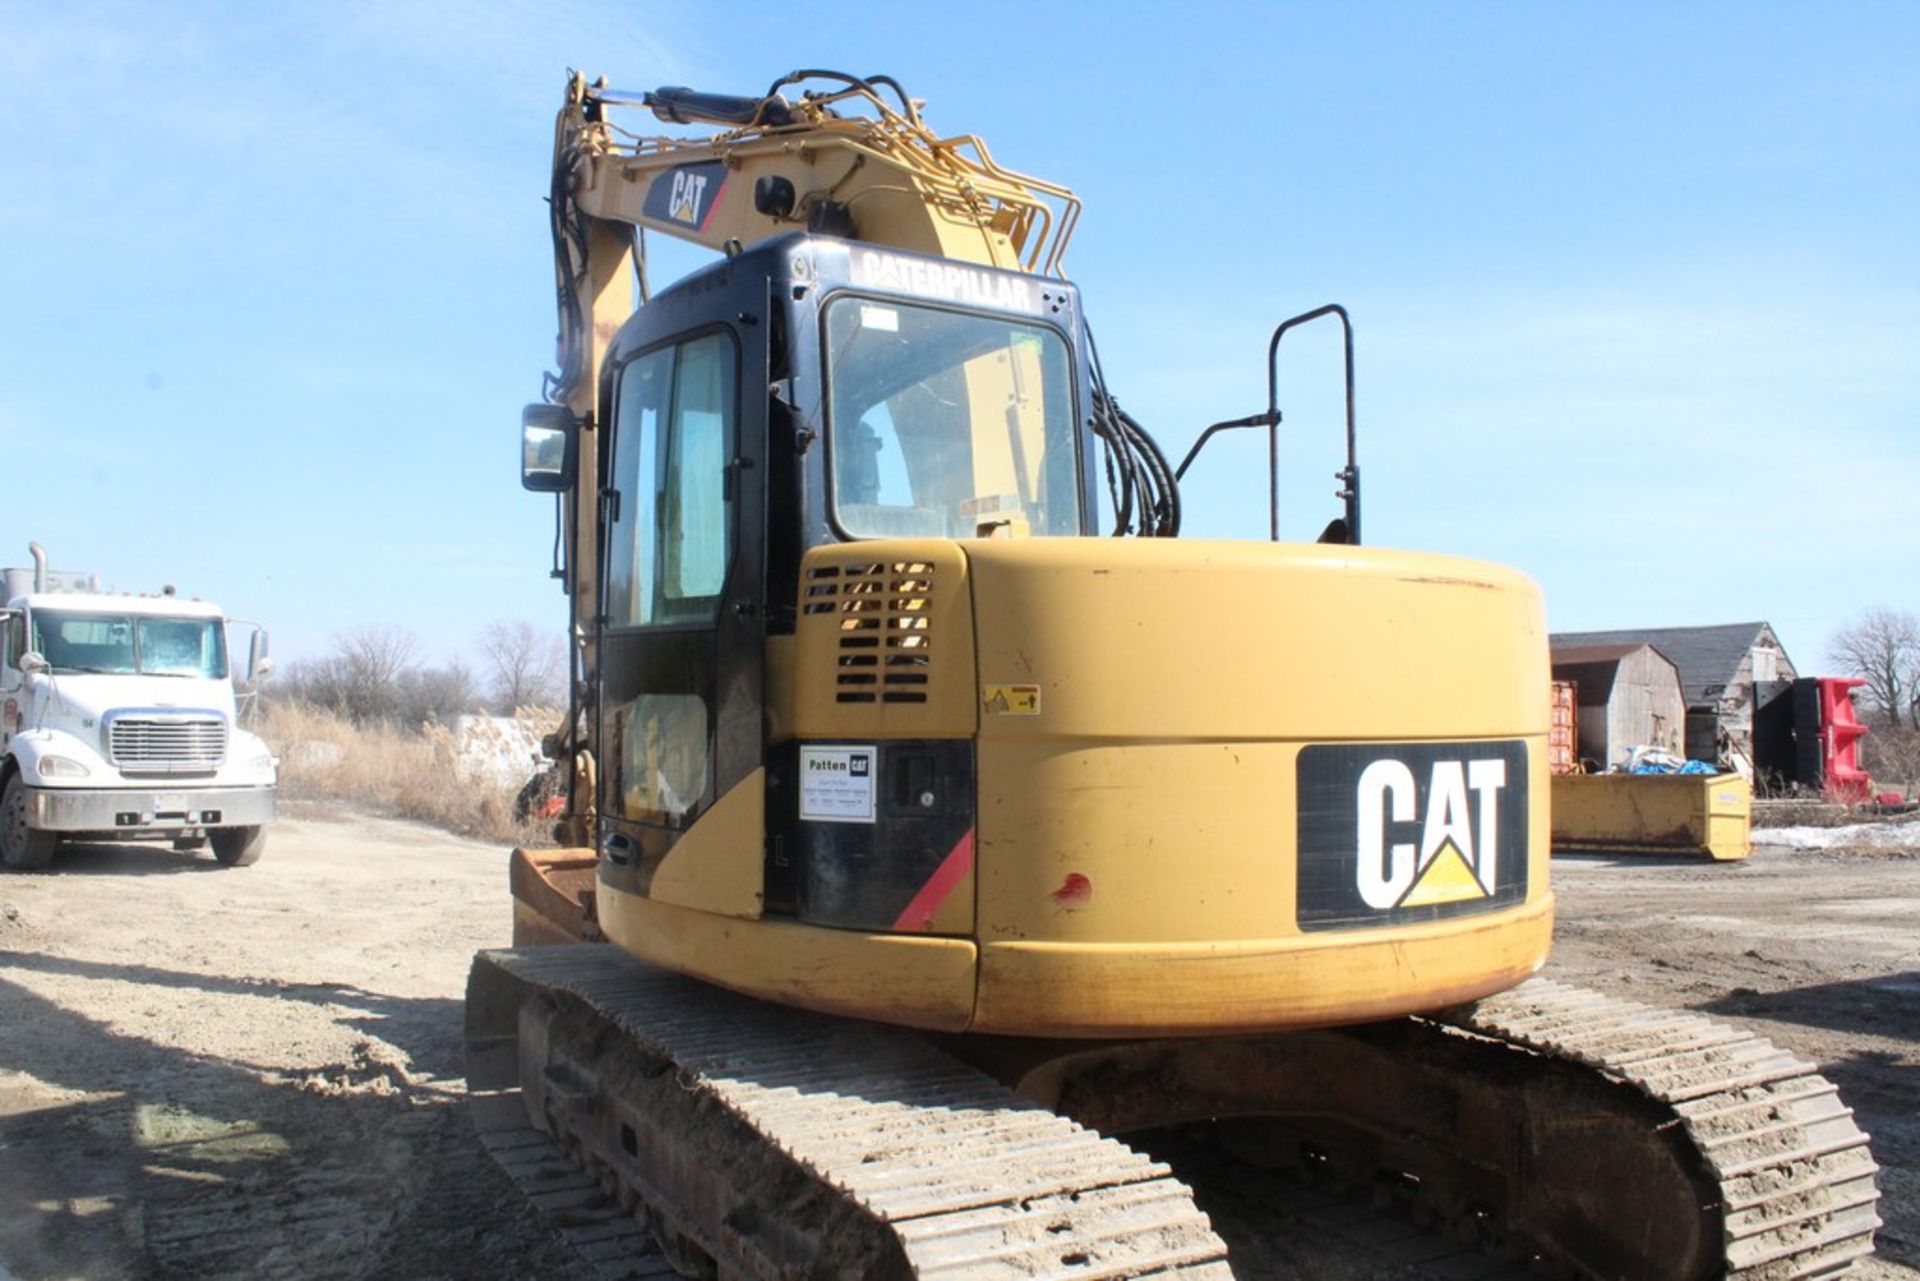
[468,947,1879,1279]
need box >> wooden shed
[1552,622,1797,765]
[1550,642,1686,770]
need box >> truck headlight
[38,755,91,779]
[251,752,277,773]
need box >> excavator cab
[522,233,1093,939]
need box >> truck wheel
[210,825,266,867]
[1,775,57,870]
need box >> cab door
[0,611,22,741]
[596,316,766,902]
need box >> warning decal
[983,684,1041,715]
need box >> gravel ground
[0,808,1913,1279]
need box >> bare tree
[1864,725,1920,799]
[287,626,420,725]
[478,620,564,712]
[343,626,421,724]
[398,659,480,726]
[272,655,342,712]
[1827,607,1920,729]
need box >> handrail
[1266,305,1358,544]
[1173,411,1279,483]
[1173,305,1360,544]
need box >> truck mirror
[19,651,46,674]
[522,405,578,493]
[249,629,273,684]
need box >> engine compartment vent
[804,561,935,704]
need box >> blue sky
[2,1,1915,673]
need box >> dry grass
[259,701,559,848]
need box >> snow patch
[1759,816,1920,852]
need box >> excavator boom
[546,70,1078,408]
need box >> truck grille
[106,714,228,770]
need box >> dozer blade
[509,846,601,945]
[466,946,1231,1279]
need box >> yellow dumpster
[1550,772,1751,861]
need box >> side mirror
[227,621,272,688]
[249,629,273,684]
[20,651,47,675]
[522,404,578,493]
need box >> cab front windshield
[825,298,1081,539]
[31,612,228,679]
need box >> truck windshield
[31,613,228,679]
[824,298,1081,539]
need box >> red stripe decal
[698,176,730,234]
[891,828,976,933]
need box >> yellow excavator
[468,70,1880,1278]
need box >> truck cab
[0,558,277,870]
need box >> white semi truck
[0,543,277,870]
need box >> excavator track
[1017,978,1880,1280]
[466,945,1231,1279]
[469,949,1878,1279]
[1438,978,1882,1278]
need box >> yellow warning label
[983,684,1041,715]
[1398,840,1488,907]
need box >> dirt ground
[0,808,1914,1280]
[0,805,573,1281]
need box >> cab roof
[13,592,225,619]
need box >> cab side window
[4,612,22,670]
[605,332,738,628]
